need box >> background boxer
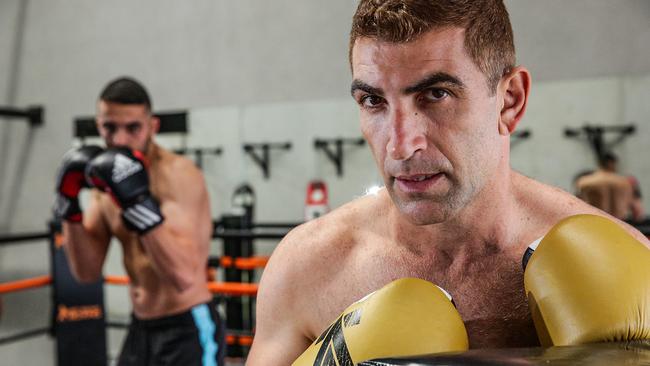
[54,77,224,365]
[246,1,650,364]
[576,152,645,221]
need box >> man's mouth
[396,174,438,182]
[393,173,444,193]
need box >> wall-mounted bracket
[243,142,292,179]
[174,147,223,169]
[314,137,366,177]
[564,123,636,163]
[0,105,43,127]
[510,129,531,147]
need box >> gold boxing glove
[523,214,650,346]
[292,278,468,365]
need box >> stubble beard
[387,174,477,226]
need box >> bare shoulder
[514,173,590,216]
[513,172,649,246]
[269,190,387,278]
[157,147,204,183]
[261,189,390,303]
[152,147,208,203]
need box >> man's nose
[386,108,427,161]
[111,128,130,146]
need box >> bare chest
[307,244,539,349]
[443,262,539,348]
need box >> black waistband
[130,300,215,328]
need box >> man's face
[351,27,504,225]
[96,101,156,152]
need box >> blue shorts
[117,300,225,366]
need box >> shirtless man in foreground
[54,77,224,365]
[576,152,645,221]
[247,1,650,364]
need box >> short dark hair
[349,0,515,92]
[99,77,152,111]
[599,152,618,168]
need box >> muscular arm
[247,232,313,365]
[138,163,212,292]
[630,198,645,222]
[63,190,111,283]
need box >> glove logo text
[112,154,142,183]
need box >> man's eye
[103,124,116,134]
[423,88,449,102]
[127,124,141,134]
[360,95,385,108]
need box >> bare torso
[95,146,212,318]
[576,170,633,220]
[279,172,647,350]
[296,204,538,347]
[299,225,539,348]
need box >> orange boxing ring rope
[0,275,52,294]
[0,274,258,347]
[219,255,269,270]
[104,275,259,296]
[0,275,258,296]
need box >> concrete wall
[0,1,56,365]
[508,0,650,81]
[0,1,648,364]
[0,0,29,231]
[0,0,21,103]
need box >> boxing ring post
[220,212,253,358]
[49,220,108,366]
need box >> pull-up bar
[314,137,366,177]
[564,123,636,163]
[0,105,44,126]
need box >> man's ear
[151,115,160,133]
[95,118,104,138]
[498,66,531,136]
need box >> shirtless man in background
[247,1,650,364]
[576,152,644,221]
[53,77,224,365]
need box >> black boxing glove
[85,147,164,234]
[53,145,104,222]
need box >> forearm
[63,222,107,283]
[247,329,310,366]
[246,347,302,366]
[631,199,645,221]
[139,224,202,292]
